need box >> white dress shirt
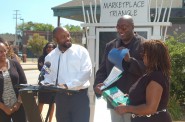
[43,44,92,90]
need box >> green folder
[102,86,130,107]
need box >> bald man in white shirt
[43,27,92,122]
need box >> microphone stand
[45,90,55,122]
[45,54,61,122]
[38,73,44,85]
[37,66,52,122]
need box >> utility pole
[13,10,21,46]
[19,18,24,52]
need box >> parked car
[18,52,23,57]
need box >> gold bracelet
[14,105,17,109]
[17,99,22,104]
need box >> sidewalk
[20,59,38,70]
[20,62,37,70]
[40,98,111,122]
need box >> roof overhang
[51,0,185,23]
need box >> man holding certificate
[93,15,146,122]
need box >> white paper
[100,66,122,90]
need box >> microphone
[40,61,51,76]
[38,61,51,84]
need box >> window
[183,0,185,7]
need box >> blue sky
[0,0,82,34]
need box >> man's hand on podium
[40,81,54,86]
[59,84,68,89]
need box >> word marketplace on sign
[103,1,145,9]
[103,1,145,16]
[100,0,148,23]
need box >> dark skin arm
[11,95,22,112]
[0,102,12,115]
[94,47,130,95]
[0,95,22,115]
[115,81,163,115]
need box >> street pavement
[20,60,111,122]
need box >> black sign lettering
[101,0,147,22]
[103,1,145,9]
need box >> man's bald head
[53,27,68,37]
[117,15,134,27]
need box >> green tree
[27,33,48,57]
[166,33,185,104]
[17,21,54,31]
[165,32,185,120]
[64,24,82,32]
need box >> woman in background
[37,42,56,122]
[115,40,172,122]
[0,37,27,122]
[4,40,20,62]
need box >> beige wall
[150,0,182,8]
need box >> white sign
[100,0,148,23]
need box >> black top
[94,35,146,93]
[38,55,45,71]
[0,59,27,103]
[129,71,171,122]
[94,35,146,108]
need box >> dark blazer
[94,35,146,100]
[0,59,27,103]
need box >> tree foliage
[27,33,48,57]
[64,24,82,32]
[17,21,54,32]
[165,32,185,120]
[166,33,185,104]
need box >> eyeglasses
[116,24,130,31]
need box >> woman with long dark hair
[115,40,172,122]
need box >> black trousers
[0,105,26,122]
[55,89,90,122]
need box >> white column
[87,26,96,122]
